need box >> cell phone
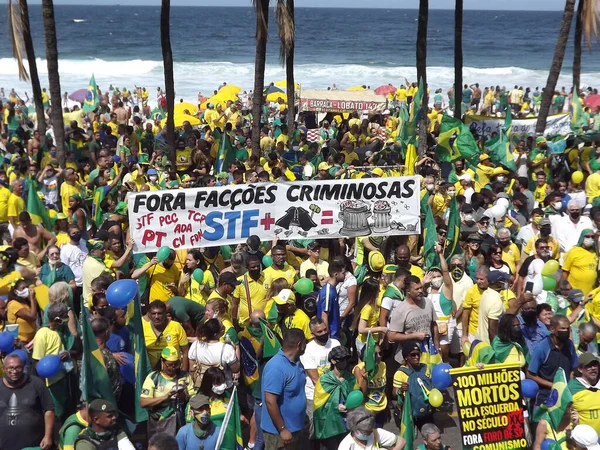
[525,281,534,293]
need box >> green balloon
[156,246,171,263]
[542,275,557,291]
[262,255,273,267]
[193,268,204,284]
[345,390,364,410]
[295,278,314,295]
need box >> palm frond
[8,0,29,82]
[252,0,269,42]
[582,0,600,47]
[275,0,295,65]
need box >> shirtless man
[27,129,43,159]
[13,211,56,260]
[114,101,129,123]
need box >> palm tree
[454,0,463,119]
[574,0,599,89]
[41,0,65,168]
[251,0,270,157]
[535,0,576,134]
[573,0,584,90]
[8,0,47,136]
[416,0,429,156]
[276,0,295,147]
[160,0,175,166]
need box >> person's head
[475,266,490,290]
[47,302,68,328]
[568,424,600,450]
[246,254,262,280]
[328,345,351,373]
[8,278,29,303]
[216,272,241,296]
[580,228,596,250]
[159,346,181,377]
[577,353,599,385]
[12,237,29,259]
[148,300,168,328]
[579,322,598,348]
[2,354,25,385]
[281,328,306,360]
[185,249,205,272]
[405,275,423,302]
[421,423,443,450]
[550,314,571,344]
[346,407,376,442]
[196,318,224,342]
[309,317,329,345]
[467,233,482,252]
[449,255,466,282]
[199,366,228,397]
[188,393,212,428]
[204,297,229,322]
[161,249,176,269]
[329,259,346,283]
[270,245,287,269]
[536,171,546,187]
[395,244,411,268]
[402,340,422,368]
[498,313,522,343]
[537,303,553,327]
[497,228,512,247]
[568,199,584,222]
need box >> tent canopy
[299,89,387,113]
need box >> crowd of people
[0,80,600,450]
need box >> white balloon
[496,198,510,209]
[490,205,507,219]
[530,258,545,275]
[531,275,544,295]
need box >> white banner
[129,177,421,253]
[465,113,570,140]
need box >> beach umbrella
[200,94,236,110]
[265,85,285,95]
[68,89,88,102]
[174,102,198,115]
[219,85,242,95]
[375,85,397,96]
[274,80,300,89]
[348,86,366,91]
[161,113,200,128]
[584,94,600,109]
[266,92,287,102]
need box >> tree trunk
[252,0,269,158]
[454,0,463,119]
[416,0,429,156]
[41,0,65,168]
[573,0,583,90]
[536,0,576,134]
[285,0,295,149]
[160,0,176,167]
[20,0,46,137]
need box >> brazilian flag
[215,130,236,174]
[437,114,480,165]
[533,368,573,429]
[420,337,442,378]
[444,196,462,262]
[80,298,116,405]
[571,88,586,133]
[82,74,99,113]
[91,186,106,228]
[464,339,495,367]
[259,318,281,358]
[215,387,245,450]
[238,327,261,394]
[422,205,440,270]
[400,387,415,450]
[313,369,356,440]
[363,332,378,379]
[25,179,52,229]
[128,294,151,423]
[486,108,516,171]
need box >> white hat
[458,173,472,182]
[571,425,600,450]
[382,109,391,115]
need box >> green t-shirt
[167,296,205,326]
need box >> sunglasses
[493,251,502,255]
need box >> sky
[7,0,568,10]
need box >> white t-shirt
[60,241,88,286]
[337,271,357,315]
[188,341,237,366]
[42,175,59,206]
[299,338,340,400]
[337,428,397,450]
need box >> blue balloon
[541,439,556,450]
[120,353,135,385]
[521,379,539,399]
[9,349,28,364]
[0,331,14,353]
[36,354,61,378]
[106,279,138,308]
[431,363,452,390]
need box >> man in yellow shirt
[299,241,330,282]
[266,288,312,341]
[82,239,107,301]
[497,228,521,274]
[263,244,297,291]
[206,271,240,306]
[0,176,11,243]
[461,267,488,344]
[475,154,495,191]
[259,128,274,155]
[142,300,189,370]
[147,250,180,302]
[7,180,24,232]
[60,168,82,214]
[585,166,600,203]
[232,255,267,328]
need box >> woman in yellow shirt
[178,249,215,305]
[563,229,599,295]
[7,278,38,344]
[352,277,387,355]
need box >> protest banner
[465,113,570,141]
[449,363,527,450]
[128,176,420,253]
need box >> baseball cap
[382,109,391,115]
[488,271,509,284]
[568,289,585,304]
[161,346,180,362]
[318,162,331,171]
[273,288,296,305]
[479,154,490,162]
[570,424,600,450]
[401,341,421,358]
[578,352,599,367]
[458,173,472,182]
[189,393,211,410]
[147,168,158,175]
[307,241,321,251]
[368,251,385,272]
[539,218,552,227]
[467,233,482,242]
[89,399,117,414]
[219,272,241,287]
[328,345,351,362]
[372,167,384,177]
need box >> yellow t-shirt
[0,186,10,223]
[266,300,312,341]
[357,303,379,344]
[60,182,82,215]
[7,193,24,224]
[501,243,521,274]
[55,232,71,248]
[395,88,408,101]
[186,270,215,305]
[524,235,560,260]
[299,259,330,280]
[563,247,599,295]
[232,274,267,327]
[7,300,36,343]
[533,183,549,206]
[571,380,600,431]
[263,265,297,292]
[140,370,195,400]
[463,285,484,336]
[31,327,65,386]
[585,172,600,203]
[149,264,181,303]
[431,193,448,218]
[355,361,387,412]
[142,319,189,368]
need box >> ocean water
[0,5,599,102]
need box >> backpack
[398,364,433,419]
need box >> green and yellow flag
[533,368,573,429]
[238,327,261,395]
[215,130,236,174]
[437,114,480,165]
[260,318,281,358]
[80,298,116,406]
[422,205,440,270]
[215,387,245,450]
[25,179,52,229]
[82,74,99,113]
[400,387,415,450]
[128,294,151,423]
[363,332,377,379]
[313,369,356,440]
[444,196,462,262]
[486,109,515,171]
[571,89,586,133]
